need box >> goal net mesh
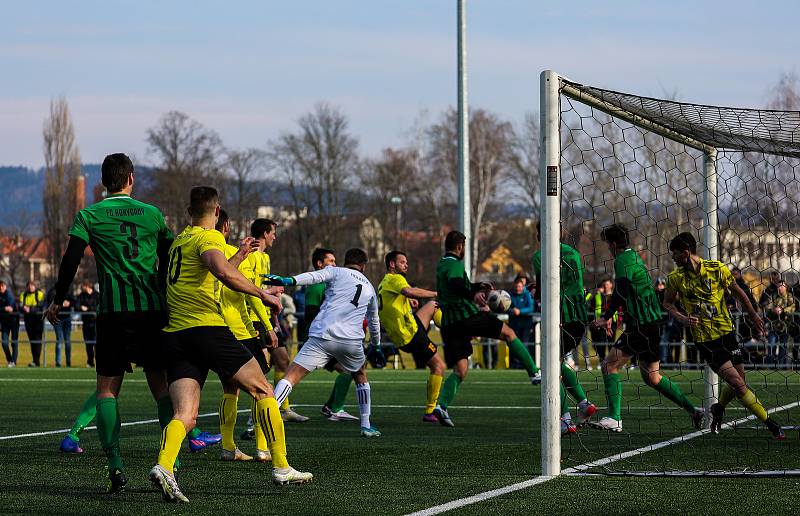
[554,77,800,476]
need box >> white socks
[356,382,371,428]
[274,379,293,406]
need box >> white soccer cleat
[561,418,577,435]
[149,464,189,503]
[530,372,542,385]
[595,417,623,432]
[328,410,358,422]
[220,448,253,461]
[255,449,272,463]
[272,466,313,485]
[281,408,310,423]
[360,426,382,438]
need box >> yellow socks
[158,419,187,472]
[255,397,289,468]
[425,374,444,414]
[718,384,736,407]
[252,398,268,451]
[740,389,769,423]
[219,394,239,451]
[274,371,291,410]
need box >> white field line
[404,400,800,516]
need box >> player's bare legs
[415,301,438,328]
[351,366,379,437]
[217,380,252,461]
[271,346,307,422]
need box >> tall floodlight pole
[457,0,471,274]
[702,149,720,422]
[539,70,561,477]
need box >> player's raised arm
[201,248,281,311]
[264,266,336,287]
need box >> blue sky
[1,1,797,168]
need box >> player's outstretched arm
[264,267,336,287]
[45,235,88,324]
[400,286,437,299]
[201,249,282,311]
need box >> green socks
[560,383,568,415]
[330,373,353,413]
[96,397,123,471]
[68,391,98,441]
[438,373,463,409]
[187,427,202,439]
[561,362,586,403]
[603,373,622,421]
[507,338,540,376]
[655,377,696,413]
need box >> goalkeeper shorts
[293,336,366,374]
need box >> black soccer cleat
[709,403,725,434]
[107,468,128,495]
[766,418,786,441]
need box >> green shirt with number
[532,243,588,324]
[613,248,661,327]
[69,193,172,314]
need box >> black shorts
[399,315,438,365]
[243,337,270,374]
[165,326,254,387]
[694,332,743,372]
[441,312,504,368]
[561,321,586,356]
[613,323,661,364]
[252,321,286,350]
[95,311,168,377]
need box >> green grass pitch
[1,367,798,515]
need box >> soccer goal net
[538,70,800,477]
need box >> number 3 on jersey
[168,246,183,285]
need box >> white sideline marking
[404,400,800,516]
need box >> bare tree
[267,103,359,264]
[223,148,267,241]
[0,210,39,293]
[506,112,541,215]
[767,71,800,110]
[428,108,512,275]
[145,111,224,230]
[42,97,81,279]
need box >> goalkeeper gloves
[367,344,386,369]
[262,274,296,286]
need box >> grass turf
[0,367,798,515]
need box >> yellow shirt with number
[378,273,418,346]
[219,244,258,341]
[165,226,227,332]
[666,259,734,343]
[243,250,273,331]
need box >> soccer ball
[486,290,512,313]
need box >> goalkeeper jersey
[69,193,172,314]
[378,273,418,346]
[164,226,227,332]
[532,243,588,324]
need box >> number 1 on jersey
[350,284,363,307]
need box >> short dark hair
[444,230,466,252]
[669,232,697,254]
[250,218,277,238]
[600,224,629,248]
[189,186,219,217]
[344,248,368,267]
[385,250,407,270]
[101,153,134,192]
[311,247,335,270]
[215,208,229,232]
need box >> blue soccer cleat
[60,434,84,454]
[188,431,222,452]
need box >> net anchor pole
[702,149,720,420]
[540,70,561,477]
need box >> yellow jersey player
[215,209,275,462]
[149,186,311,503]
[243,219,308,423]
[378,251,445,423]
[663,232,783,439]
